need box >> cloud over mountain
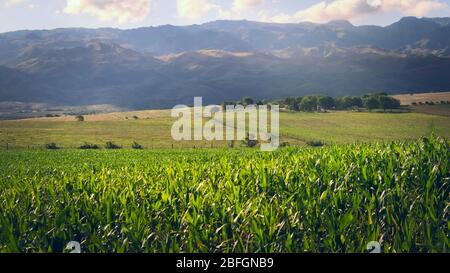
[64,0,151,23]
[294,0,380,23]
[232,0,265,12]
[177,0,221,19]
[269,0,448,23]
[378,0,448,17]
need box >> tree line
[222,93,401,112]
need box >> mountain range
[1,16,450,109]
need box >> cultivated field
[0,108,449,253]
[0,137,448,253]
[392,92,450,105]
[1,111,449,148]
[408,104,450,117]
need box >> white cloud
[232,0,265,12]
[64,0,151,23]
[377,0,447,17]
[177,0,220,20]
[294,0,380,23]
[269,13,294,24]
[177,0,265,20]
[4,0,37,9]
[267,0,447,24]
[4,0,26,7]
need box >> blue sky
[1,0,450,33]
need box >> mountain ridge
[0,17,450,109]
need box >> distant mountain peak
[399,16,422,22]
[1,16,450,109]
[424,17,450,26]
[392,16,436,27]
[325,20,354,29]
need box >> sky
[1,0,450,33]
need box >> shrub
[105,141,121,149]
[45,143,59,150]
[79,143,99,149]
[306,140,326,147]
[279,142,290,148]
[242,133,258,148]
[131,141,143,150]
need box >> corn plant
[0,137,448,253]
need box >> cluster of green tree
[223,93,400,112]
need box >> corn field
[0,137,448,253]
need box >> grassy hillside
[0,110,449,149]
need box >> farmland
[392,92,450,106]
[0,137,448,253]
[2,10,450,256]
[0,108,449,253]
[1,110,450,148]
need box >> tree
[221,101,235,110]
[284,97,300,111]
[242,97,254,106]
[340,96,363,109]
[378,96,400,111]
[300,96,318,112]
[364,96,379,111]
[363,92,387,98]
[337,96,350,109]
[318,96,335,110]
[350,97,363,108]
